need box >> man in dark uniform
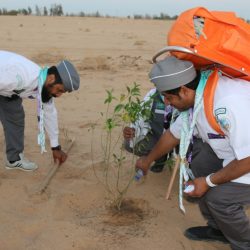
[123,88,172,173]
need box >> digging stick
[37,138,75,194]
[165,155,180,200]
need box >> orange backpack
[158,7,250,135]
[168,7,250,80]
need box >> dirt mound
[104,198,154,226]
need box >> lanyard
[37,67,48,153]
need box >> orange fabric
[203,70,224,135]
[168,7,250,80]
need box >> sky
[0,0,249,19]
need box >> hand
[185,177,209,197]
[52,149,67,165]
[135,156,151,175]
[123,127,135,140]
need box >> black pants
[124,132,168,166]
[0,96,24,161]
[190,138,250,250]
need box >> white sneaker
[6,153,38,171]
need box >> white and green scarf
[179,70,212,213]
[37,67,48,153]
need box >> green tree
[27,6,32,15]
[50,4,63,16]
[35,5,41,16]
[92,83,153,210]
[20,8,28,15]
[43,6,48,16]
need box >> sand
[0,15,241,250]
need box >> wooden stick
[166,155,180,200]
[37,138,75,194]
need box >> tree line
[0,4,63,16]
[0,4,249,23]
[0,4,178,20]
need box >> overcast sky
[0,0,249,19]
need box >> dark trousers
[0,96,25,162]
[124,132,168,166]
[191,138,250,250]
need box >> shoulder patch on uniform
[215,113,231,133]
[214,108,226,116]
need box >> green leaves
[113,153,126,165]
[105,118,116,131]
[101,82,153,132]
[103,82,153,131]
[104,89,116,104]
[114,104,124,113]
[99,82,155,210]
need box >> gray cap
[149,56,196,92]
[56,60,80,92]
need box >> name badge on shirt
[207,133,225,139]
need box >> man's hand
[185,177,210,197]
[135,156,151,175]
[123,127,135,140]
[52,149,67,165]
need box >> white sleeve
[143,88,157,102]
[215,96,250,160]
[129,89,156,147]
[170,115,182,139]
[130,88,156,129]
[43,99,59,147]
[0,54,40,97]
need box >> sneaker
[6,153,38,171]
[184,226,229,244]
[150,162,165,173]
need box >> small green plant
[91,83,153,210]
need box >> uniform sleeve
[43,99,59,147]
[170,115,182,139]
[215,96,250,160]
[0,60,39,97]
[0,64,26,96]
[129,89,156,146]
[130,89,156,128]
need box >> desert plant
[91,83,153,210]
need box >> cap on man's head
[56,60,80,92]
[149,56,196,92]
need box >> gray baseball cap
[56,60,80,92]
[149,56,196,92]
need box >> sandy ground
[0,16,244,250]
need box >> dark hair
[47,66,62,85]
[163,71,201,96]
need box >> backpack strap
[203,70,225,135]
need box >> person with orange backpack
[135,56,250,249]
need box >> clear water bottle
[184,184,195,193]
[134,169,144,181]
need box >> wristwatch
[205,173,217,187]
[51,145,61,151]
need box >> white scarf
[179,70,212,213]
[37,67,48,153]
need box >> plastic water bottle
[134,169,144,181]
[184,184,195,193]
